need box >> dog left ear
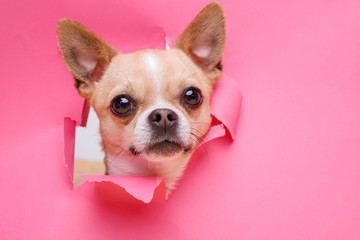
[173,2,226,83]
[57,19,118,99]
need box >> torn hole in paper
[63,74,241,203]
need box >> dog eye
[111,95,135,116]
[182,87,202,108]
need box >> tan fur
[57,2,226,196]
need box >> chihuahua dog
[58,2,226,196]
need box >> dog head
[58,3,226,163]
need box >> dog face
[91,49,214,162]
[58,2,225,186]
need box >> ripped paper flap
[79,175,165,203]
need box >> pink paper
[64,117,76,182]
[78,175,165,203]
[1,0,360,239]
[211,74,242,139]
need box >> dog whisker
[179,69,204,86]
[190,127,204,135]
[176,55,193,80]
[117,69,135,92]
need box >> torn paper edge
[79,175,165,203]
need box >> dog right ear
[57,19,118,99]
[173,2,226,84]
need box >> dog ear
[173,2,226,83]
[57,19,118,99]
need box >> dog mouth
[129,140,191,157]
[145,140,184,155]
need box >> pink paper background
[1,0,360,239]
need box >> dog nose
[148,108,178,130]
